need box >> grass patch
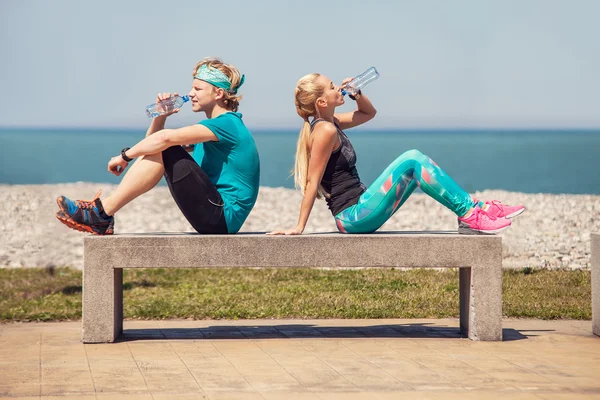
[0,267,591,322]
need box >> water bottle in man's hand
[341,67,380,96]
[145,95,190,118]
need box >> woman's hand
[340,77,354,90]
[108,155,129,176]
[266,226,304,235]
[154,92,181,119]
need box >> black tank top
[310,119,366,215]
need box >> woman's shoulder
[311,119,337,134]
[311,121,339,146]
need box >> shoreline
[1,183,598,270]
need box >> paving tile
[377,339,445,356]
[411,392,542,400]
[41,383,96,396]
[317,392,390,400]
[1,319,599,398]
[536,394,600,400]
[95,394,154,399]
[257,341,358,391]
[128,342,203,393]
[0,344,40,361]
[220,360,303,392]
[122,329,167,340]
[0,397,40,400]
[186,362,254,390]
[238,326,287,339]
[0,384,40,397]
[372,392,435,400]
[274,326,325,338]
[127,342,182,360]
[87,361,149,393]
[85,342,136,360]
[203,391,264,400]
[152,394,209,400]
[0,362,41,386]
[260,392,323,400]
[151,394,208,400]
[40,364,92,387]
[409,355,500,383]
[171,342,254,391]
[140,367,203,393]
[311,355,407,391]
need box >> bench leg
[459,260,503,341]
[592,233,599,337]
[459,267,471,336]
[82,262,123,343]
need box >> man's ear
[214,88,225,100]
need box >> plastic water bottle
[145,95,189,118]
[341,67,380,96]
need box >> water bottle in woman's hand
[341,67,380,96]
[145,95,189,118]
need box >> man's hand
[108,155,129,176]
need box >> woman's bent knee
[402,149,425,160]
[397,149,429,164]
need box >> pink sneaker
[458,206,511,235]
[484,200,525,219]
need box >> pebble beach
[1,183,598,270]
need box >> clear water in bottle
[145,95,190,118]
[341,67,380,96]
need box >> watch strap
[349,89,362,101]
[121,147,133,162]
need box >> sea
[1,128,599,194]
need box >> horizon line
[2,125,600,132]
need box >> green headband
[194,64,245,94]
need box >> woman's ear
[316,97,327,108]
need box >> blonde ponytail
[294,120,312,194]
[292,73,326,199]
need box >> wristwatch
[349,89,362,101]
[121,147,133,162]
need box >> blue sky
[1,0,599,129]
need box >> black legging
[162,146,228,234]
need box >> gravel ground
[1,183,598,270]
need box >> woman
[268,73,524,235]
[56,57,260,235]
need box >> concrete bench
[593,233,599,337]
[82,233,503,343]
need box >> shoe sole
[506,207,525,219]
[56,212,113,235]
[458,225,511,235]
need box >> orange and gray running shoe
[56,190,114,235]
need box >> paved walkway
[0,319,599,399]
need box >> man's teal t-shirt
[191,112,260,233]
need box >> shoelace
[73,190,102,211]
[487,200,508,217]
[75,199,95,210]
[475,207,498,221]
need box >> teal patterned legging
[335,149,477,233]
